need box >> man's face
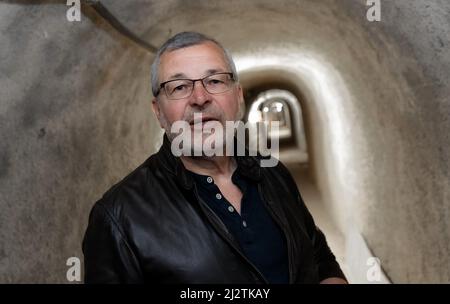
[152,42,244,148]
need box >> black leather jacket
[82,135,345,283]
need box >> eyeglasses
[156,72,235,100]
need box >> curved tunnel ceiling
[0,0,449,283]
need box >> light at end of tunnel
[248,110,263,123]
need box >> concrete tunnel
[0,0,449,283]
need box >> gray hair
[150,31,239,97]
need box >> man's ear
[238,85,244,106]
[151,98,163,127]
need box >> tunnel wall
[0,2,161,282]
[1,0,449,283]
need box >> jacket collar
[155,133,262,190]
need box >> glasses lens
[164,79,193,99]
[163,73,234,100]
[203,73,233,94]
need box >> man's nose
[189,80,211,107]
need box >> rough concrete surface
[0,1,161,283]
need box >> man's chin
[166,124,231,157]
[182,134,226,157]
[191,137,226,157]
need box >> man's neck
[180,155,237,178]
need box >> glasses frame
[156,72,235,100]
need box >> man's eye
[173,85,188,91]
[208,79,224,85]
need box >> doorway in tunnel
[244,88,308,163]
[239,78,314,178]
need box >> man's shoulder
[256,154,290,176]
[93,153,162,215]
[257,155,299,191]
[238,153,295,187]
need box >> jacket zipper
[257,182,295,284]
[192,184,269,284]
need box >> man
[82,31,347,284]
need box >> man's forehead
[159,42,229,80]
[167,69,226,80]
[162,41,226,60]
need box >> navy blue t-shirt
[189,169,289,284]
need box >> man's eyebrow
[205,68,225,75]
[167,73,187,80]
[166,69,226,81]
